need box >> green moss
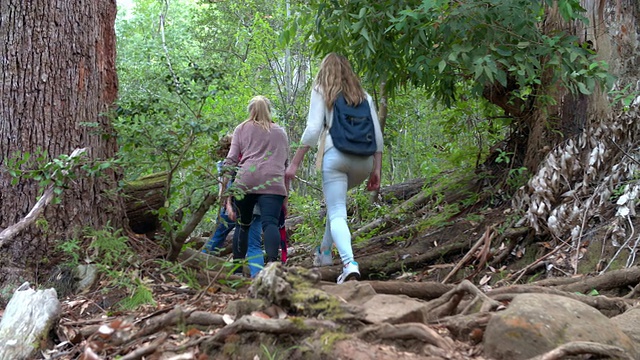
[319,331,351,352]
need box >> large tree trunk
[483,0,638,176]
[512,0,640,243]
[0,0,123,283]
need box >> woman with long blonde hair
[223,95,289,270]
[285,53,383,284]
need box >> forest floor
[49,205,505,359]
[22,178,640,359]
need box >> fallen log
[378,178,427,202]
[123,172,167,235]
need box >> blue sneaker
[313,246,333,267]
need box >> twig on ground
[443,227,494,284]
[119,332,169,360]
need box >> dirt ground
[42,205,514,359]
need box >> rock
[360,294,431,324]
[224,298,268,318]
[247,263,363,319]
[611,306,640,348]
[75,264,98,293]
[323,283,435,325]
[0,282,61,360]
[322,282,377,305]
[483,293,638,360]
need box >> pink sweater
[224,121,289,197]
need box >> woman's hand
[366,170,381,191]
[284,164,298,190]
[367,152,382,191]
[285,146,310,190]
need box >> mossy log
[123,172,167,234]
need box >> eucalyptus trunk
[0,0,123,283]
[514,0,640,246]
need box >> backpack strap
[315,118,329,170]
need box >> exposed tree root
[525,341,635,360]
[366,280,453,301]
[357,322,454,351]
[553,266,640,294]
[205,316,338,344]
[430,312,492,342]
[487,285,633,316]
[423,280,502,321]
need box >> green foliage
[156,259,201,289]
[86,225,134,269]
[117,278,157,310]
[115,0,318,243]
[287,192,325,245]
[4,148,114,204]
[303,0,614,107]
[56,238,82,268]
[609,83,640,112]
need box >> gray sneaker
[313,246,333,267]
[337,261,360,284]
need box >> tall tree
[0,0,123,283]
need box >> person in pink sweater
[222,96,289,268]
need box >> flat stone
[360,294,429,324]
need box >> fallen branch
[497,243,564,285]
[134,306,195,339]
[315,239,470,282]
[0,148,87,247]
[442,227,494,283]
[120,332,169,360]
[526,341,635,360]
[206,315,337,344]
[353,188,433,239]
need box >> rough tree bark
[482,0,638,177]
[0,0,123,283]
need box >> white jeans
[320,147,373,265]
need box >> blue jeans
[203,209,235,252]
[204,209,264,277]
[320,147,373,265]
[234,194,285,263]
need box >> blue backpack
[329,93,377,156]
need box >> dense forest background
[112,0,532,251]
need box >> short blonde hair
[246,95,273,131]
